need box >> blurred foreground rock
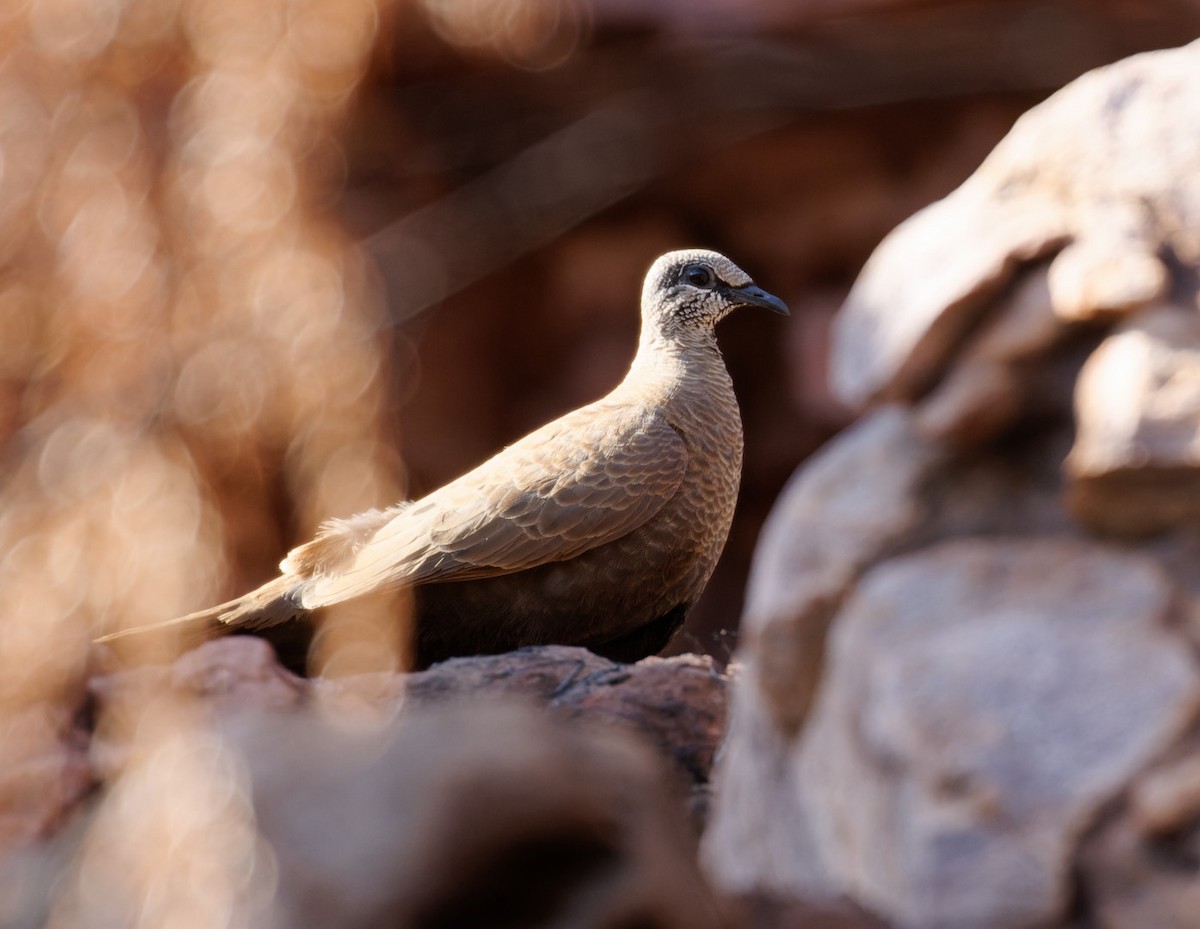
[705,40,1200,929]
[0,701,92,853]
[3,640,735,928]
[246,703,726,929]
[90,638,729,822]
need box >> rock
[737,406,942,733]
[1129,749,1200,838]
[403,644,617,705]
[59,644,732,929]
[708,538,1200,929]
[88,637,311,779]
[730,894,889,929]
[709,41,1200,929]
[171,637,310,711]
[832,40,1200,409]
[1079,809,1200,929]
[1077,732,1200,929]
[0,814,89,929]
[89,640,730,823]
[912,264,1062,447]
[796,538,1199,929]
[0,702,92,855]
[240,702,727,929]
[43,701,729,929]
[349,644,730,815]
[1067,306,1200,534]
[550,652,729,823]
[89,638,311,716]
[831,178,1067,408]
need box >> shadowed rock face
[7,641,732,929]
[243,703,727,929]
[706,41,1200,929]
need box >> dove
[101,249,787,668]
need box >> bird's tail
[95,575,305,646]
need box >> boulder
[795,539,1198,929]
[709,537,1200,929]
[706,40,1200,929]
[244,703,728,929]
[832,40,1200,412]
[737,406,942,733]
[1067,306,1200,533]
[1078,731,1200,929]
[88,638,730,820]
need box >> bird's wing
[301,407,688,607]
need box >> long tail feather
[95,575,305,644]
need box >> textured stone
[707,536,1200,929]
[912,265,1062,447]
[796,539,1198,929]
[1067,306,1200,533]
[552,652,729,822]
[832,40,1200,408]
[738,406,941,732]
[403,644,617,705]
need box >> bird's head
[640,249,788,342]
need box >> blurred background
[0,0,1195,712]
[1,0,1198,689]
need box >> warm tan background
[341,0,1200,654]
[1,0,1198,687]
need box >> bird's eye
[684,265,715,287]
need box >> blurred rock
[171,637,310,712]
[831,40,1200,414]
[707,40,1200,929]
[913,265,1062,447]
[795,539,1197,929]
[0,702,92,855]
[1068,306,1200,533]
[241,702,728,929]
[89,639,729,824]
[56,643,733,928]
[1078,732,1200,929]
[730,894,889,929]
[710,535,1200,929]
[1078,808,1200,929]
[737,406,942,734]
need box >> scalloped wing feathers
[299,407,688,607]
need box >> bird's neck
[623,328,733,403]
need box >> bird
[100,249,788,668]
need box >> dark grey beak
[728,282,789,315]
